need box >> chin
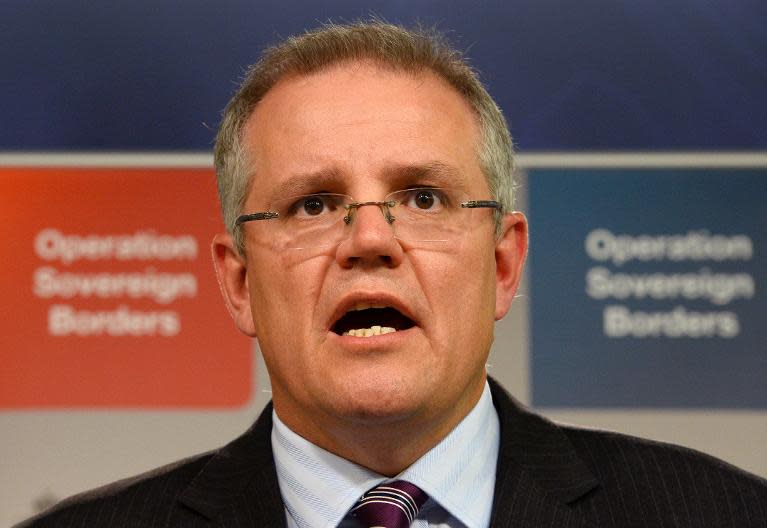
[328,376,425,424]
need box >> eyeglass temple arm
[461,200,501,210]
[235,211,279,226]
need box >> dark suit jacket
[18,378,767,527]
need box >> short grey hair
[214,20,516,254]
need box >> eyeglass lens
[260,188,486,250]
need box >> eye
[286,194,344,218]
[403,188,446,211]
[302,196,325,216]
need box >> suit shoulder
[15,450,215,528]
[561,424,767,525]
[562,423,767,486]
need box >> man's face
[219,61,526,445]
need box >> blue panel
[528,168,767,408]
[2,0,766,150]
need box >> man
[20,20,767,528]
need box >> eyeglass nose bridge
[343,200,397,226]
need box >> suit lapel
[177,403,287,527]
[174,381,600,527]
[488,378,600,528]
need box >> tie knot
[352,480,428,528]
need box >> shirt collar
[272,381,500,528]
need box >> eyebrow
[270,167,345,199]
[381,161,466,189]
[270,161,466,200]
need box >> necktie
[351,480,428,528]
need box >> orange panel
[0,167,252,408]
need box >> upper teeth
[343,326,397,337]
[353,303,388,311]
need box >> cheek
[418,248,496,327]
[248,255,328,336]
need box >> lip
[326,291,420,333]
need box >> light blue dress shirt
[272,381,500,528]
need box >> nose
[335,202,404,268]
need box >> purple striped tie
[351,480,428,528]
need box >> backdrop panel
[528,162,767,408]
[0,167,251,407]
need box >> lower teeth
[343,326,396,337]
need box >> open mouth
[331,306,416,337]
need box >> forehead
[241,61,485,198]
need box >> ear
[494,212,528,320]
[211,233,257,337]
